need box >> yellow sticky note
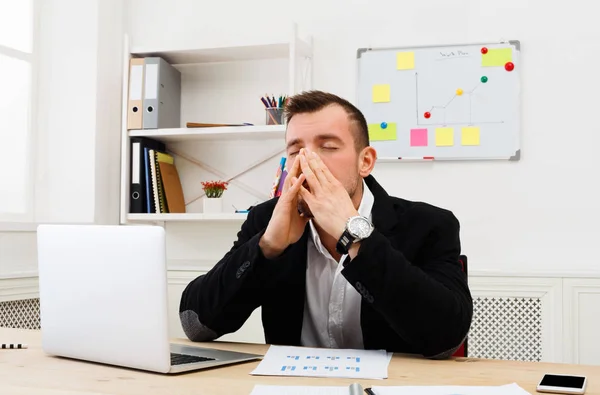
[481,48,512,67]
[368,123,397,141]
[461,126,480,146]
[435,127,454,147]
[372,84,391,103]
[397,52,415,70]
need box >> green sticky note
[372,84,391,103]
[461,126,480,146]
[368,123,397,141]
[481,48,512,67]
[435,127,454,146]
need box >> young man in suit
[180,90,472,359]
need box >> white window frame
[0,0,39,229]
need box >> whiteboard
[356,41,521,161]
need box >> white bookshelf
[130,39,312,65]
[128,125,285,143]
[127,213,248,222]
[119,23,312,224]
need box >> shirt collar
[309,178,374,256]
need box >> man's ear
[358,146,377,178]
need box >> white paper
[128,64,143,100]
[248,382,531,395]
[250,345,389,379]
[249,385,350,395]
[370,383,531,395]
[144,64,158,99]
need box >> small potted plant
[201,180,228,213]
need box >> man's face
[285,104,362,218]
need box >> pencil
[1,343,28,349]
[260,97,270,108]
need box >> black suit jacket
[179,175,473,358]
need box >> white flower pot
[203,197,223,213]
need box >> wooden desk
[1,328,598,395]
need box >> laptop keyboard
[171,352,216,366]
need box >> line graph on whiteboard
[356,41,521,160]
[415,72,505,127]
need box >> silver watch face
[348,216,373,239]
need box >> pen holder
[265,107,284,125]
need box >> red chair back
[452,255,468,357]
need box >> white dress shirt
[300,179,374,349]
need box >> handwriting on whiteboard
[436,50,470,60]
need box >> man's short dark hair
[284,90,369,151]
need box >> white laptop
[37,224,263,374]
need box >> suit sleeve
[178,205,285,342]
[341,209,472,359]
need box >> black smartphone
[537,374,587,394]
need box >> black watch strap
[336,229,356,255]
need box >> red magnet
[481,47,488,54]
[424,112,431,119]
[505,62,514,71]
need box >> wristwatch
[335,215,374,255]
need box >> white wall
[0,232,37,278]
[0,0,123,280]
[36,0,123,224]
[35,0,98,223]
[126,0,600,275]
[94,0,126,225]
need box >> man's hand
[297,149,359,241]
[259,155,310,259]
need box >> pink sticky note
[411,128,428,147]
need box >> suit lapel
[266,227,309,346]
[365,175,398,237]
[288,228,310,343]
[359,176,402,349]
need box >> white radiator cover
[469,296,542,361]
[0,298,40,329]
[467,276,563,363]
